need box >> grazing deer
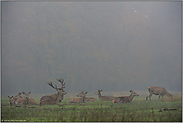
[94,89,116,101]
[112,90,139,103]
[38,78,67,105]
[68,91,88,103]
[146,86,173,101]
[22,91,36,105]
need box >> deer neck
[82,96,86,103]
[98,92,103,99]
[128,94,135,102]
[165,91,172,98]
[26,97,29,104]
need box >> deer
[146,86,173,101]
[94,89,116,101]
[22,91,36,105]
[8,92,23,105]
[8,95,15,106]
[8,92,36,105]
[68,91,88,103]
[112,90,139,103]
[38,78,67,105]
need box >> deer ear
[22,92,25,94]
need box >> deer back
[15,98,27,105]
[86,97,97,102]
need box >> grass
[1,95,182,122]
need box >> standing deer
[22,91,36,105]
[38,78,67,105]
[146,86,173,101]
[94,89,116,101]
[68,91,88,103]
[112,90,139,103]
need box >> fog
[1,2,181,97]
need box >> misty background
[2,2,181,97]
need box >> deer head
[8,96,15,105]
[94,89,102,95]
[129,90,139,96]
[47,78,67,97]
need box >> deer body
[85,97,97,102]
[68,91,87,103]
[146,86,173,101]
[94,90,116,101]
[112,90,139,103]
[39,92,66,105]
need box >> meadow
[1,95,182,122]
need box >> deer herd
[8,78,174,106]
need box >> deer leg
[146,95,149,101]
[146,94,152,101]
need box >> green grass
[1,96,182,122]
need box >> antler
[47,78,66,91]
[47,82,59,91]
[56,78,65,90]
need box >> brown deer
[22,91,36,105]
[8,95,15,105]
[68,91,88,103]
[94,89,116,101]
[38,78,67,105]
[146,86,173,101]
[85,97,97,102]
[8,92,26,105]
[112,90,139,103]
[8,92,36,105]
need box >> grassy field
[1,95,182,122]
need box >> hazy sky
[1,1,182,97]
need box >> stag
[146,86,173,101]
[112,90,139,103]
[94,89,116,101]
[68,91,88,103]
[38,78,67,105]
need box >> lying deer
[22,92,36,105]
[146,86,173,101]
[68,91,88,103]
[8,92,22,105]
[8,92,36,105]
[112,90,139,103]
[38,78,67,105]
[94,89,116,101]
